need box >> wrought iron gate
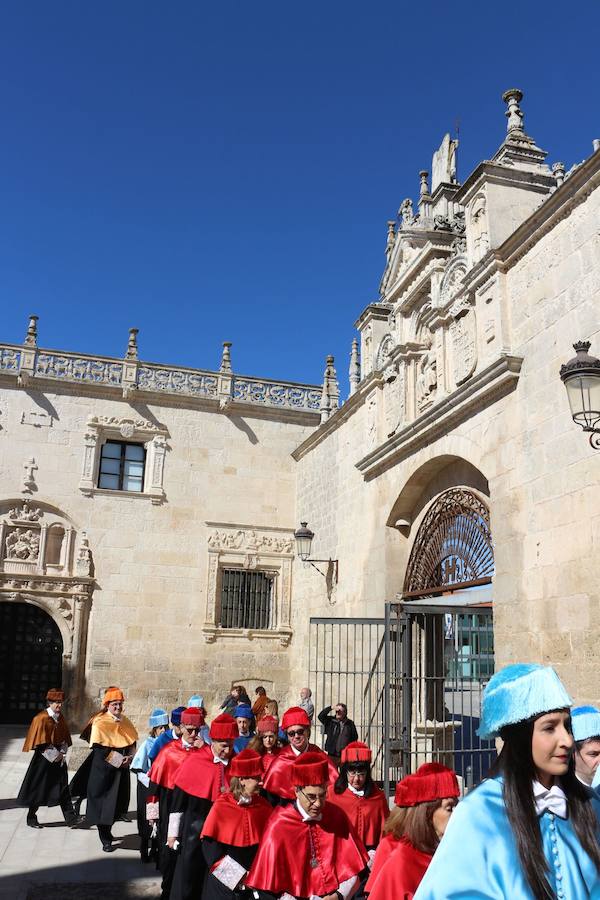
[310,601,495,797]
[0,601,63,724]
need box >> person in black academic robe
[17,688,80,828]
[131,707,169,862]
[200,749,273,900]
[83,687,138,851]
[147,707,206,899]
[167,713,237,900]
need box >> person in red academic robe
[17,688,80,829]
[167,713,237,900]
[147,707,205,899]
[365,763,459,900]
[261,707,338,805]
[248,715,282,777]
[328,742,389,896]
[246,751,369,900]
[201,748,273,900]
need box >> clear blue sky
[1,3,598,387]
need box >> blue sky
[1,3,598,388]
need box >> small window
[219,569,273,630]
[98,441,146,492]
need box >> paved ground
[0,726,160,899]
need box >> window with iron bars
[219,568,274,630]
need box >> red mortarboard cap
[209,713,238,741]
[281,706,311,731]
[291,751,329,787]
[341,741,372,765]
[394,762,459,807]
[257,715,278,734]
[181,707,205,727]
[229,748,263,778]
[46,689,65,702]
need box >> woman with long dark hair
[414,663,600,899]
[329,742,389,860]
[366,763,458,900]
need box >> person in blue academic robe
[414,663,600,900]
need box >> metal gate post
[400,607,412,776]
[383,602,391,801]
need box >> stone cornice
[453,160,554,206]
[355,354,523,480]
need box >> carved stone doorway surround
[0,500,94,717]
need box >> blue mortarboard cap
[149,707,169,728]
[572,706,600,743]
[170,706,186,725]
[234,704,253,719]
[478,663,572,740]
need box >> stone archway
[0,601,63,723]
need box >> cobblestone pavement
[0,726,160,900]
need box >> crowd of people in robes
[15,665,600,899]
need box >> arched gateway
[0,602,63,724]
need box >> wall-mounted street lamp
[560,341,600,449]
[294,522,339,586]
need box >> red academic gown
[201,792,273,900]
[262,744,338,802]
[261,748,282,777]
[246,801,369,898]
[147,740,201,896]
[169,744,234,900]
[328,786,389,849]
[366,837,433,900]
[364,833,401,893]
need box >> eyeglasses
[182,725,200,733]
[287,729,306,738]
[299,788,326,806]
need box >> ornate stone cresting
[3,321,321,416]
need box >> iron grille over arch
[403,488,494,595]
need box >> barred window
[219,569,273,630]
[98,441,146,492]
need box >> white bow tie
[533,782,567,819]
[213,756,228,765]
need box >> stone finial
[220,341,232,373]
[349,339,361,396]
[24,315,38,347]
[419,170,430,198]
[386,220,396,257]
[552,161,566,188]
[126,328,139,360]
[320,355,339,423]
[502,88,524,134]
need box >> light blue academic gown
[131,736,155,775]
[414,777,600,900]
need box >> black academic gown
[85,743,135,827]
[147,776,179,898]
[170,787,212,900]
[69,750,93,810]
[202,838,259,900]
[17,747,69,809]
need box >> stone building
[1,89,599,774]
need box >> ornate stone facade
[1,88,599,725]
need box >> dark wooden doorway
[0,602,63,724]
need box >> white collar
[347,783,364,797]
[291,743,308,756]
[181,738,194,750]
[213,755,229,766]
[295,799,322,822]
[532,780,568,819]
